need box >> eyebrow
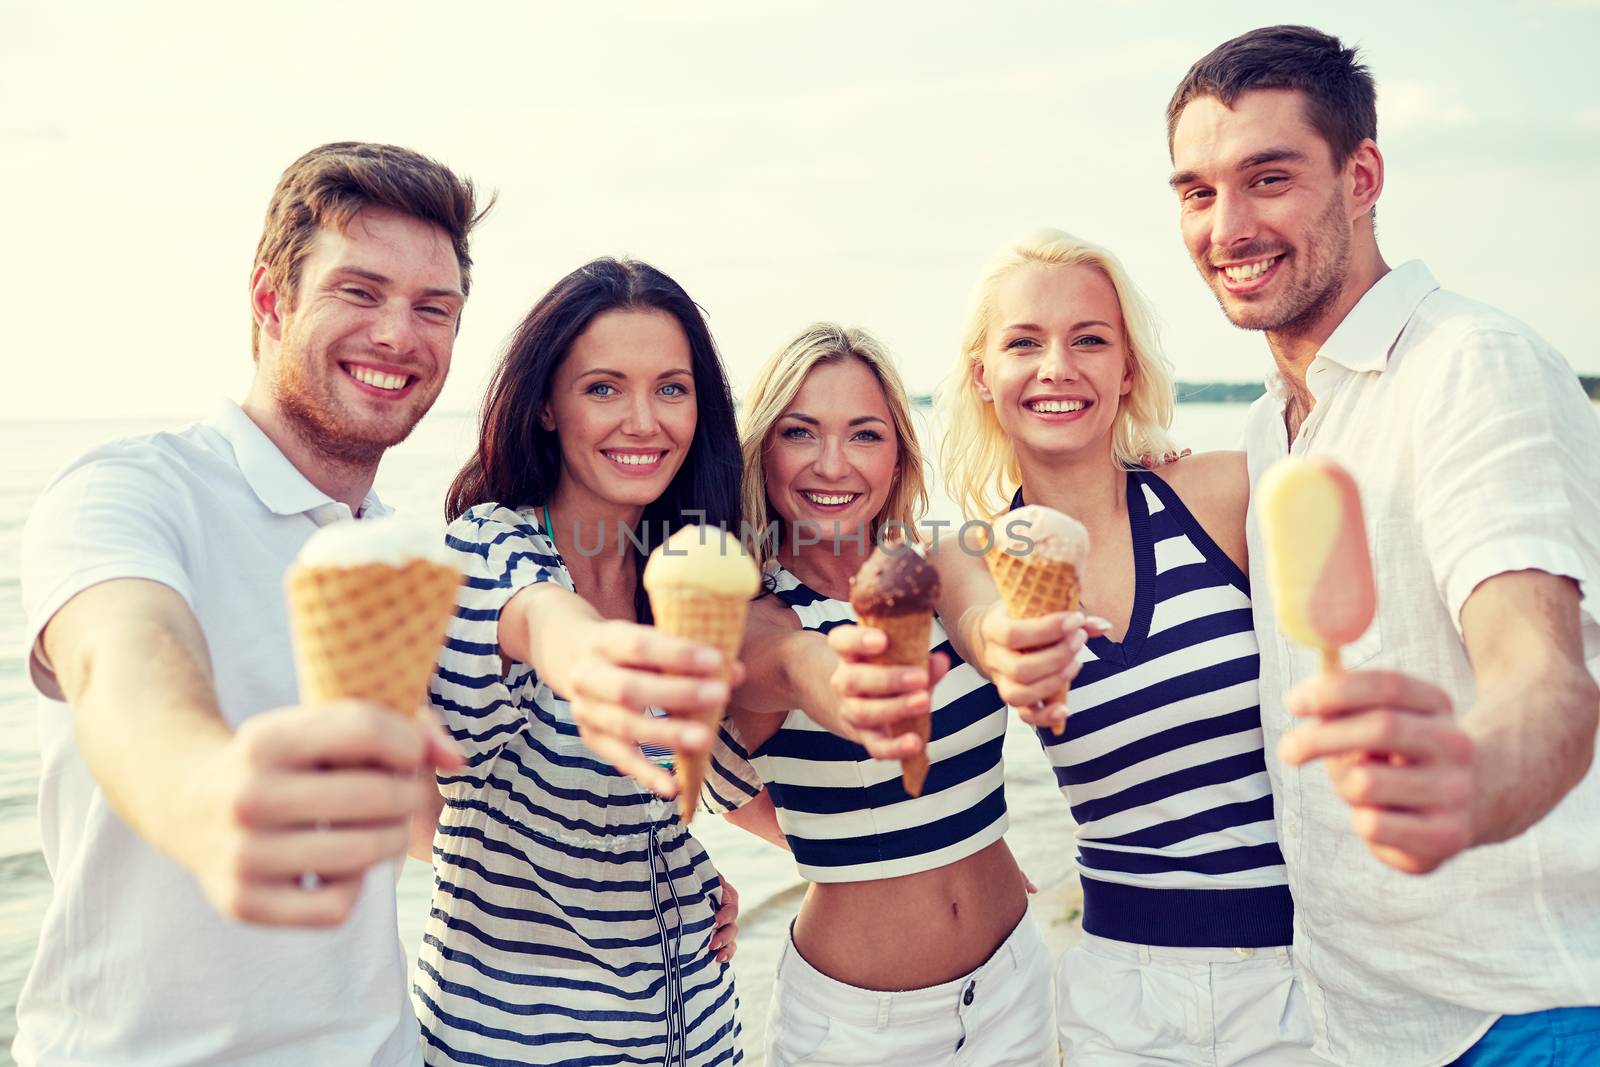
[783,412,890,427]
[1168,146,1309,188]
[577,367,693,380]
[337,266,464,301]
[1003,320,1115,333]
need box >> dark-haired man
[1167,25,1600,1067]
[16,143,487,1065]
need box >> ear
[971,358,994,403]
[539,401,556,432]
[250,265,286,343]
[1121,358,1135,397]
[1347,138,1384,220]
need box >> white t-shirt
[1243,261,1600,1067]
[16,400,423,1066]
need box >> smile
[800,491,860,508]
[1026,399,1088,414]
[342,363,416,394]
[603,449,667,471]
[1218,255,1284,292]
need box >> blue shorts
[1451,1007,1600,1066]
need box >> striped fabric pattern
[416,503,742,1067]
[705,566,1010,883]
[1029,472,1293,948]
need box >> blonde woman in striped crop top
[853,229,1324,1066]
[702,323,1058,1066]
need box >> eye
[418,305,454,321]
[852,429,885,443]
[1253,174,1288,189]
[1072,335,1107,348]
[586,382,616,397]
[341,286,376,301]
[1181,188,1214,203]
[1004,337,1040,350]
[659,382,690,398]
[780,425,813,440]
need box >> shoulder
[1403,290,1570,376]
[1151,451,1249,515]
[446,502,549,550]
[28,429,212,533]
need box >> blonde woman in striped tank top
[701,323,1058,1066]
[828,231,1327,1065]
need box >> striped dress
[416,503,742,1067]
[1021,471,1293,948]
[704,565,1010,883]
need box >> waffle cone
[648,590,750,823]
[986,547,1081,736]
[855,609,934,797]
[286,559,463,718]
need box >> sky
[3,0,1597,421]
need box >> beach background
[4,399,1599,1062]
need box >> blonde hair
[937,228,1177,519]
[740,323,929,569]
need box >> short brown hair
[1166,25,1376,165]
[251,141,490,357]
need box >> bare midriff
[789,837,1028,991]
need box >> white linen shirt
[1242,261,1600,1067]
[16,400,424,1067]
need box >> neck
[239,390,378,514]
[1015,440,1126,526]
[778,526,872,601]
[545,478,645,572]
[1265,244,1391,407]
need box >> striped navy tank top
[1018,471,1292,948]
[710,565,1011,883]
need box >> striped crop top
[1021,471,1293,948]
[705,565,1010,883]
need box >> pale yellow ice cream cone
[643,526,759,823]
[287,557,463,717]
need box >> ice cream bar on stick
[849,542,941,797]
[643,525,760,824]
[286,517,464,717]
[1257,456,1377,673]
[987,505,1090,736]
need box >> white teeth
[349,366,408,391]
[1028,399,1087,414]
[803,492,857,506]
[605,452,662,466]
[1223,257,1278,282]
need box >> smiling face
[253,205,463,466]
[543,307,698,513]
[974,262,1132,464]
[764,357,899,547]
[1169,88,1357,337]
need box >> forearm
[504,584,603,698]
[62,616,233,865]
[1466,660,1599,846]
[721,789,791,851]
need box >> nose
[1036,341,1078,384]
[1209,189,1259,254]
[621,392,661,436]
[812,435,851,480]
[368,300,417,353]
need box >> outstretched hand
[977,602,1108,731]
[565,618,745,798]
[1280,668,1474,875]
[826,624,951,761]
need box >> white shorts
[764,913,1057,1067]
[1056,934,1330,1066]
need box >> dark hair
[252,141,492,358]
[446,257,742,622]
[1166,26,1376,164]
